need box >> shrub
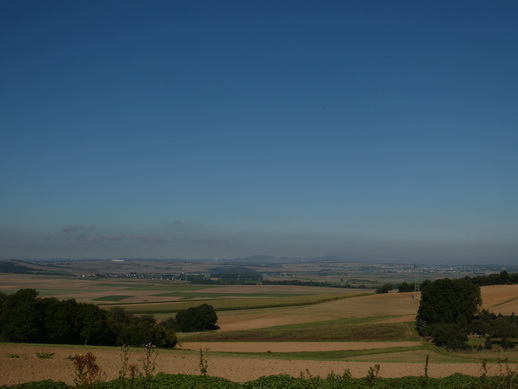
[152,373,239,389]
[71,352,105,388]
[36,353,54,359]
[243,375,309,389]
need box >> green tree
[106,308,176,347]
[0,289,43,342]
[106,307,136,345]
[40,297,79,344]
[123,314,163,346]
[376,283,393,294]
[77,303,108,345]
[427,323,468,350]
[416,278,481,348]
[175,304,219,332]
[469,309,496,338]
[160,317,177,331]
[490,315,518,349]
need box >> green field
[180,316,419,342]
[152,292,309,298]
[93,295,135,301]
[102,293,367,313]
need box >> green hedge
[2,372,518,389]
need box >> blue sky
[1,1,517,263]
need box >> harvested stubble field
[214,292,420,331]
[1,343,517,386]
[1,277,518,386]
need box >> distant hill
[0,260,35,274]
[219,255,358,264]
[0,260,72,276]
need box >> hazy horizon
[1,1,517,264]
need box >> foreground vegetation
[2,372,518,389]
[1,348,517,389]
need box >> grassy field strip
[102,293,370,313]
[152,292,310,298]
[120,285,212,291]
[214,346,428,361]
[375,314,415,323]
[179,341,423,353]
[192,343,514,364]
[32,289,95,296]
[93,295,135,301]
[179,317,421,342]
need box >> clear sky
[1,1,517,263]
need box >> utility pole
[412,263,420,303]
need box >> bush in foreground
[2,371,518,389]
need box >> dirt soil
[1,343,516,386]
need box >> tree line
[262,279,371,288]
[0,289,219,347]
[379,271,518,296]
[464,270,518,286]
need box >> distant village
[74,260,517,285]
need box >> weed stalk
[199,348,209,376]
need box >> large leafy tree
[0,289,43,342]
[40,297,82,344]
[175,304,218,332]
[77,302,109,345]
[490,315,518,349]
[416,278,482,349]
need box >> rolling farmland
[1,264,517,385]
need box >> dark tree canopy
[0,288,43,342]
[175,304,219,332]
[0,289,176,348]
[417,278,481,327]
[466,271,518,286]
[376,283,393,294]
[416,278,482,349]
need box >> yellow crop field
[481,284,518,315]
